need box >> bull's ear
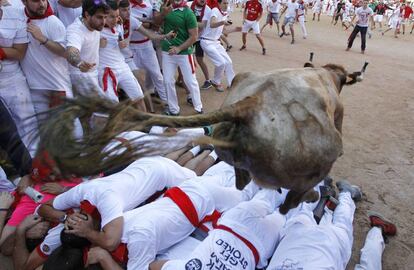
[304,62,314,68]
[235,168,251,190]
[345,72,361,85]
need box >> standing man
[280,0,299,44]
[297,0,308,39]
[261,0,282,35]
[65,0,109,99]
[240,0,266,55]
[372,0,392,30]
[0,4,38,156]
[200,0,235,92]
[346,0,373,54]
[157,0,204,115]
[20,0,73,124]
[130,0,168,105]
[312,0,322,21]
[401,2,412,34]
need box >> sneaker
[279,32,285,38]
[336,180,362,201]
[226,45,233,52]
[368,211,397,236]
[163,109,180,116]
[200,80,213,90]
[239,45,246,51]
[262,48,266,55]
[211,81,225,92]
[196,109,204,114]
[186,96,193,105]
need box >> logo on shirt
[185,258,202,270]
[42,244,50,253]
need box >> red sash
[102,67,118,96]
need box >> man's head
[82,0,111,31]
[23,0,48,17]
[362,0,369,7]
[196,0,206,6]
[118,0,130,20]
[217,0,229,11]
[105,1,119,28]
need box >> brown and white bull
[40,58,368,214]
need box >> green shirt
[161,7,197,55]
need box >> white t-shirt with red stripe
[161,229,256,270]
[52,156,196,227]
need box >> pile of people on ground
[0,0,403,269]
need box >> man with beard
[20,0,73,125]
[65,0,110,100]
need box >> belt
[130,38,150,44]
[200,37,219,41]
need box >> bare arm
[37,200,66,223]
[210,16,228,28]
[149,260,169,270]
[137,26,170,41]
[1,43,28,61]
[178,27,198,52]
[86,247,123,270]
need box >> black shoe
[196,109,204,114]
[262,48,266,55]
[239,45,246,51]
[279,32,285,38]
[186,96,193,105]
[226,45,233,51]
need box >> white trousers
[132,45,167,102]
[298,16,308,37]
[70,72,107,100]
[162,52,203,114]
[0,71,38,156]
[200,39,235,87]
[354,227,384,270]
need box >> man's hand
[79,61,96,72]
[0,191,14,209]
[224,20,232,26]
[65,213,94,237]
[17,215,42,234]
[165,30,176,39]
[17,174,33,195]
[26,220,50,239]
[86,247,111,266]
[40,183,66,195]
[118,39,128,49]
[168,46,181,55]
[27,23,47,43]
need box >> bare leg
[290,24,295,43]
[184,150,211,171]
[241,33,247,48]
[255,34,265,48]
[196,56,210,82]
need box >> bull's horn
[356,62,369,82]
[361,61,369,73]
[309,52,314,62]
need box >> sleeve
[65,23,83,51]
[210,8,219,19]
[52,186,81,210]
[14,19,29,44]
[202,6,212,21]
[47,17,67,46]
[131,17,143,31]
[186,9,198,29]
[96,191,124,227]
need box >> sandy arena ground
[2,9,413,270]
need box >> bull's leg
[235,167,251,190]
[279,189,319,215]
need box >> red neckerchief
[130,0,147,8]
[191,0,206,19]
[123,19,130,39]
[217,5,227,16]
[25,3,54,23]
[172,0,188,9]
[105,26,116,33]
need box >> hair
[60,229,91,249]
[26,238,44,252]
[119,0,130,8]
[82,0,110,17]
[107,0,119,10]
[43,246,86,270]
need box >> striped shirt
[0,6,28,79]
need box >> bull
[39,55,368,214]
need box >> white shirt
[121,16,143,59]
[21,14,72,92]
[201,7,227,41]
[355,6,374,27]
[8,0,24,8]
[193,4,212,38]
[66,17,100,74]
[161,230,256,270]
[130,0,154,48]
[268,0,282,13]
[48,0,82,28]
[53,156,196,227]
[285,1,299,18]
[297,1,306,16]
[0,6,28,80]
[99,25,130,72]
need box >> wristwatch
[59,214,67,223]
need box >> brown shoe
[368,211,397,236]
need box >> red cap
[80,200,101,221]
[31,151,58,182]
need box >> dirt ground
[2,9,413,270]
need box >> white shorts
[374,14,383,22]
[283,16,296,26]
[242,19,260,34]
[312,6,322,13]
